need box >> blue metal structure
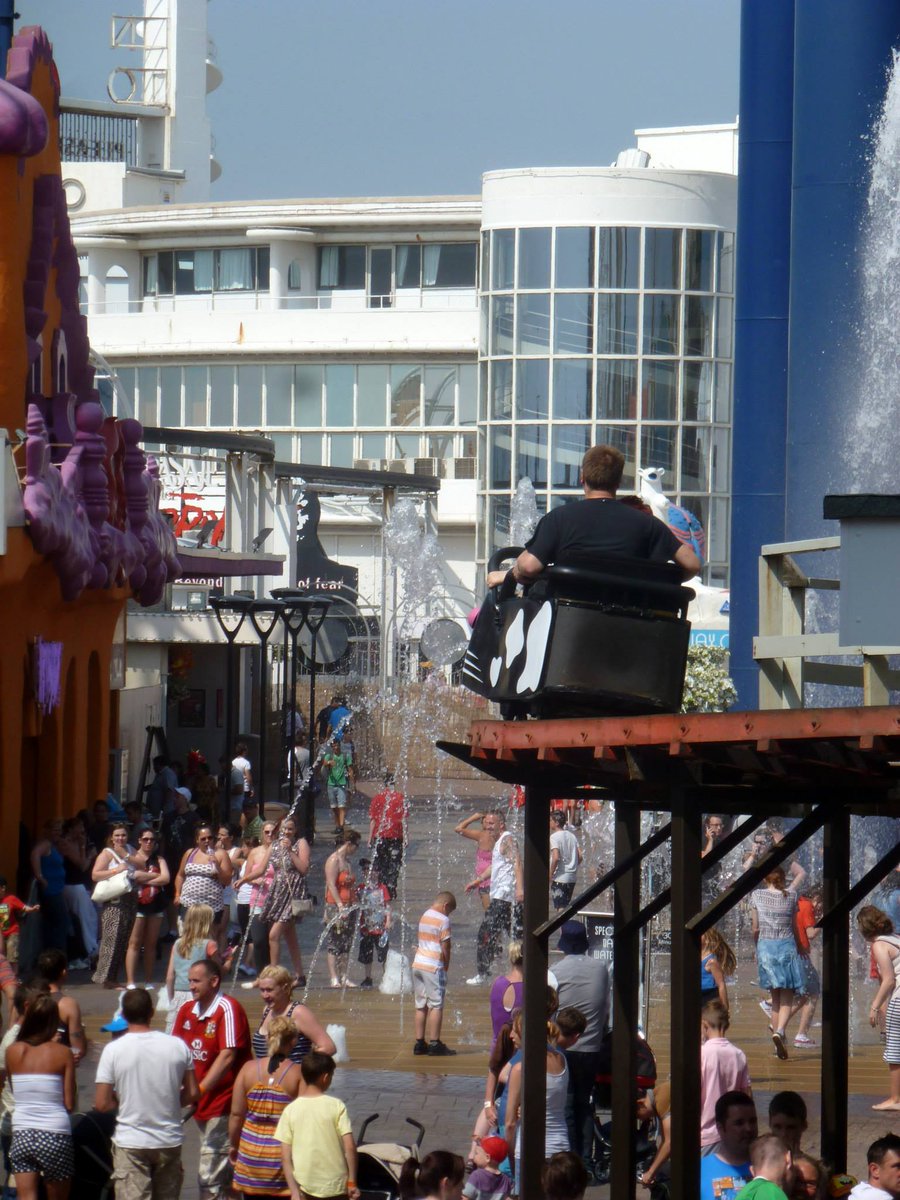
[732,0,900,708]
[730,0,794,708]
[0,0,15,78]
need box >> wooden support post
[520,782,550,1200]
[821,807,851,1170]
[669,788,702,1200]
[610,800,641,1200]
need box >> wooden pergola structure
[438,705,900,1200]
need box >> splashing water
[384,498,445,639]
[848,48,900,491]
[509,478,539,547]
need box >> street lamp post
[271,588,313,811]
[209,594,254,821]
[302,598,331,762]
[247,599,285,809]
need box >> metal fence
[60,109,137,165]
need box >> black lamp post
[247,598,285,808]
[271,588,312,806]
[301,598,331,762]
[209,593,254,821]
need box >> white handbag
[91,853,132,903]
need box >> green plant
[681,645,737,713]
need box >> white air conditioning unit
[353,458,380,471]
[453,456,476,479]
[383,459,411,473]
[414,457,439,476]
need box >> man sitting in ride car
[485,444,701,590]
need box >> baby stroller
[356,1114,425,1200]
[591,1030,659,1186]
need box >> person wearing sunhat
[553,920,610,1176]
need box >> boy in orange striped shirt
[412,891,457,1057]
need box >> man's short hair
[191,958,222,984]
[750,1134,789,1172]
[36,948,67,983]
[768,1091,807,1123]
[301,1050,335,1084]
[702,998,730,1032]
[715,1090,755,1128]
[550,813,567,829]
[581,444,625,492]
[555,1007,587,1038]
[869,1134,900,1165]
[121,987,154,1024]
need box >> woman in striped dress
[857,904,900,1111]
[229,1015,303,1199]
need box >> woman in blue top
[29,821,69,955]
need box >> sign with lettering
[580,911,614,963]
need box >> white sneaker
[466,974,488,986]
[240,980,258,990]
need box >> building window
[142,247,270,296]
[287,259,302,290]
[393,243,477,289]
[317,245,366,289]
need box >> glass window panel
[552,425,591,487]
[265,365,293,425]
[517,424,548,488]
[357,365,387,425]
[596,360,637,420]
[644,228,682,289]
[685,229,714,291]
[641,425,677,477]
[142,255,157,296]
[325,365,354,426]
[709,497,728,563]
[711,427,730,493]
[330,433,354,468]
[516,359,549,419]
[480,296,490,355]
[460,431,476,457]
[553,359,592,421]
[393,434,419,459]
[480,233,489,292]
[425,243,477,288]
[183,366,207,425]
[300,433,322,465]
[428,433,455,459]
[479,361,488,422]
[271,432,293,460]
[643,295,681,355]
[361,434,386,458]
[717,231,735,293]
[209,366,234,425]
[490,430,512,489]
[644,361,678,420]
[516,293,550,354]
[683,361,713,422]
[596,425,636,488]
[597,293,638,354]
[237,364,263,426]
[491,296,515,355]
[256,247,270,290]
[424,365,456,426]
[458,364,476,424]
[390,365,421,426]
[113,368,135,418]
[490,497,511,550]
[554,293,593,354]
[517,227,551,289]
[555,227,593,289]
[491,360,513,419]
[216,248,253,291]
[294,365,322,426]
[287,260,302,290]
[137,366,157,425]
[194,249,214,292]
[492,230,515,290]
[681,426,710,491]
[714,363,732,423]
[716,297,734,358]
[159,366,181,425]
[396,245,421,288]
[597,228,640,289]
[157,251,174,295]
[685,295,714,357]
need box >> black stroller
[356,1114,426,1200]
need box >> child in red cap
[464,1136,511,1200]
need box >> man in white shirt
[464,812,523,985]
[850,1135,900,1200]
[95,987,198,1200]
[549,812,582,909]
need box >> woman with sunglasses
[173,824,232,938]
[124,831,170,989]
[237,824,277,983]
[91,825,137,990]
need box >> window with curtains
[142,248,269,295]
[319,242,476,291]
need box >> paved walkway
[59,780,900,1194]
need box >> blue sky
[22,0,740,200]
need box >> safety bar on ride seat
[543,563,694,614]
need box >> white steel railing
[80,290,479,316]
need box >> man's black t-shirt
[525,498,682,568]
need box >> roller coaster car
[462,546,694,719]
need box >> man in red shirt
[368,773,408,899]
[173,957,251,1200]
